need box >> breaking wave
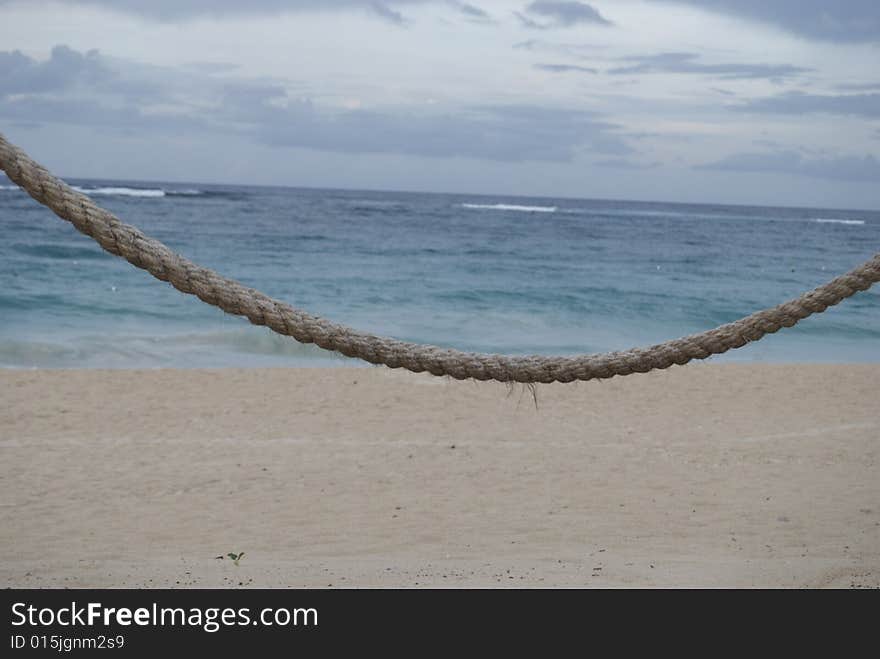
[3,183,204,197]
[814,218,865,226]
[460,203,557,213]
[63,186,207,198]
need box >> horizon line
[4,172,879,215]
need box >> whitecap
[814,218,865,226]
[461,203,557,213]
[73,186,166,198]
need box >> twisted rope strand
[1,132,878,383]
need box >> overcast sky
[1,0,878,208]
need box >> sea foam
[814,218,865,225]
[4,184,207,198]
[461,203,557,213]
[73,186,166,198]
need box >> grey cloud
[0,45,108,95]
[183,62,240,75]
[514,11,544,29]
[0,0,427,20]
[242,100,632,161]
[646,1,880,43]
[517,1,611,29]
[512,39,604,59]
[0,0,491,26]
[513,39,539,50]
[369,2,406,24]
[595,158,660,170]
[698,150,880,182]
[0,45,631,163]
[835,82,880,92]
[622,131,665,140]
[608,52,810,81]
[0,46,204,132]
[452,2,491,21]
[223,84,631,161]
[0,95,204,134]
[534,63,597,73]
[0,45,168,102]
[737,91,880,118]
[752,138,785,150]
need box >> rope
[1,132,878,383]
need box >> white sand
[1,364,878,588]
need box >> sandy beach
[1,363,877,588]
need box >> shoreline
[3,356,880,370]
[2,364,878,588]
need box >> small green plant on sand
[214,552,245,566]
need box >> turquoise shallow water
[1,178,878,368]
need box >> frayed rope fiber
[2,132,878,383]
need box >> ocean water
[1,178,878,369]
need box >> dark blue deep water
[1,178,878,368]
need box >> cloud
[0,0,493,26]
[595,158,660,169]
[835,82,880,92]
[369,1,406,24]
[224,84,631,163]
[0,49,203,133]
[516,1,611,29]
[0,44,632,163]
[0,0,433,21]
[698,150,880,182]
[242,101,632,161]
[0,44,171,104]
[451,1,491,21]
[183,62,240,75]
[736,91,880,118]
[607,52,810,81]
[534,63,597,73]
[645,0,880,43]
[0,45,108,95]
[512,39,604,60]
[0,95,203,133]
[514,12,545,29]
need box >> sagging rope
[1,132,878,383]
